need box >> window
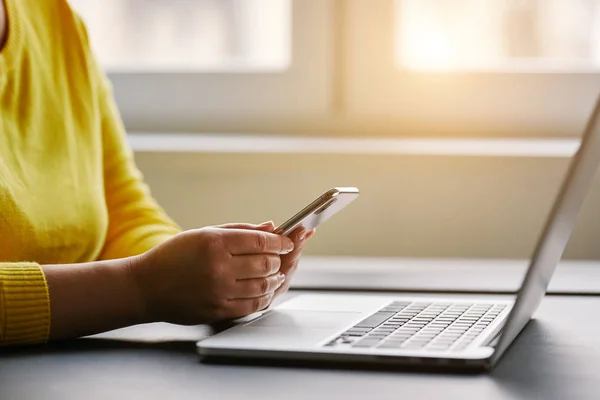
[69,0,333,132]
[397,0,600,71]
[70,0,600,137]
[346,0,600,138]
[69,0,291,71]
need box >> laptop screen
[492,95,600,362]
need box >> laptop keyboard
[324,301,507,352]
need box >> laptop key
[346,327,372,332]
[354,312,395,329]
[392,331,415,337]
[402,343,427,350]
[435,317,458,322]
[369,330,392,335]
[343,328,371,335]
[378,341,407,349]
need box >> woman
[0,0,313,346]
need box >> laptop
[196,95,600,372]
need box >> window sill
[128,132,579,158]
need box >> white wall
[134,148,600,260]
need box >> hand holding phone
[274,187,359,236]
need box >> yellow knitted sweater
[0,0,180,346]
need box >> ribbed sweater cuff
[0,263,51,346]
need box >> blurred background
[69,0,600,260]
[69,0,291,71]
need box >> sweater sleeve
[96,80,181,260]
[0,263,50,346]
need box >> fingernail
[278,273,286,284]
[297,227,307,241]
[281,241,294,254]
[259,220,274,227]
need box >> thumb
[216,221,275,232]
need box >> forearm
[43,256,147,340]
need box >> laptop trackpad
[246,310,361,330]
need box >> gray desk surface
[294,257,600,294]
[1,290,600,400]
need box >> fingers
[279,227,309,271]
[232,254,281,279]
[227,292,276,317]
[216,221,275,232]
[305,228,316,240]
[275,280,291,297]
[289,226,307,241]
[275,227,315,296]
[213,227,315,320]
[256,222,276,233]
[234,273,286,299]
[287,226,315,242]
[223,229,294,255]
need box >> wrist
[123,254,154,325]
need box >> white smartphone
[273,187,360,236]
